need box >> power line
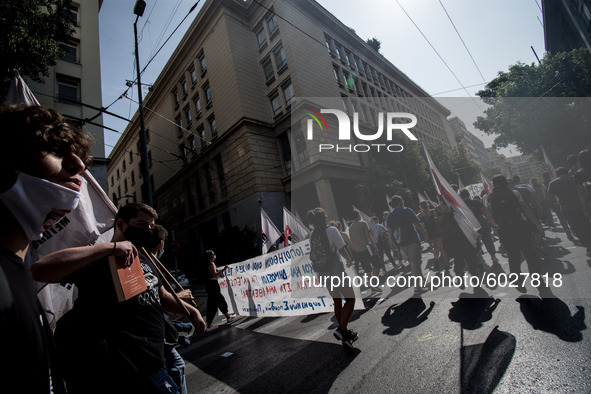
[438,0,487,84]
[394,0,473,98]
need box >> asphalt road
[181,224,591,393]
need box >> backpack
[309,228,338,273]
[489,189,522,227]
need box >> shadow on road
[381,297,435,335]
[460,326,516,394]
[183,326,360,393]
[516,295,586,342]
[448,289,501,330]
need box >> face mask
[0,172,80,241]
[123,225,154,249]
[157,248,165,259]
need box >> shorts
[400,243,421,265]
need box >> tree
[474,48,591,166]
[366,37,381,53]
[0,0,74,96]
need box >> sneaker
[206,325,219,332]
[173,321,195,337]
[516,285,527,294]
[491,256,499,264]
[347,329,358,341]
[333,327,345,341]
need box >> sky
[99,0,545,157]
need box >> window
[129,150,133,163]
[181,79,188,98]
[198,125,206,148]
[270,93,282,117]
[179,144,187,162]
[59,41,78,63]
[273,45,287,73]
[62,5,78,25]
[116,168,120,180]
[185,106,192,126]
[124,179,128,193]
[189,136,196,154]
[278,132,292,176]
[131,170,135,186]
[189,68,197,85]
[333,65,341,86]
[325,36,333,56]
[110,176,114,187]
[334,44,342,62]
[122,159,126,172]
[256,24,267,50]
[208,115,217,138]
[204,164,215,204]
[172,90,179,109]
[262,56,275,84]
[355,57,362,73]
[267,13,278,38]
[282,80,294,107]
[198,52,207,76]
[145,128,150,143]
[204,85,212,108]
[345,51,352,67]
[214,155,227,198]
[56,75,80,104]
[194,173,204,210]
[176,116,183,138]
[194,96,202,119]
[148,151,153,168]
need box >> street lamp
[133,0,153,207]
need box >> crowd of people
[2,103,590,392]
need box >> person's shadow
[381,297,435,336]
[448,288,500,330]
[516,295,586,342]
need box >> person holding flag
[0,104,92,393]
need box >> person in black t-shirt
[31,203,206,393]
[0,104,93,393]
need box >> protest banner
[219,240,363,317]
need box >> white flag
[541,146,557,179]
[423,142,481,247]
[282,207,310,247]
[353,205,380,243]
[261,208,281,254]
[26,170,117,329]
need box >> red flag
[480,171,493,195]
[423,142,481,246]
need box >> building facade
[543,0,591,54]
[506,155,543,182]
[26,0,107,188]
[107,0,456,271]
[448,116,490,171]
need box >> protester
[31,203,206,393]
[204,249,234,330]
[148,224,191,394]
[530,177,554,226]
[371,215,400,272]
[542,171,572,238]
[348,210,380,287]
[386,196,429,295]
[459,189,499,265]
[488,175,543,293]
[307,207,357,344]
[548,167,591,257]
[436,202,481,282]
[574,149,591,219]
[418,201,446,271]
[0,104,92,393]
